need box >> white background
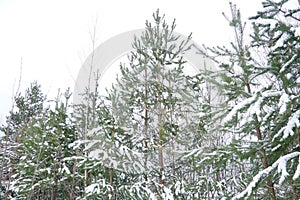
[0,0,263,122]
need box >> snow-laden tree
[0,84,79,199]
[76,9,213,199]
[2,2,297,199]
[0,82,45,199]
[16,90,78,200]
[198,0,300,199]
[234,0,300,198]
[108,9,210,199]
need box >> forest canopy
[1,0,300,199]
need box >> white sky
[0,0,264,122]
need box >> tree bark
[109,129,114,198]
[142,66,149,181]
[157,63,164,185]
[247,82,276,200]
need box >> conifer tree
[1,83,79,199]
[15,89,78,199]
[105,9,208,198]
[0,81,45,199]
[198,0,300,199]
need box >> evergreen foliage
[0,1,299,199]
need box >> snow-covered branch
[233,152,300,199]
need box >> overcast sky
[0,0,264,122]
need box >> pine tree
[0,83,79,199]
[198,0,300,199]
[16,89,77,199]
[104,9,208,199]
[74,9,212,199]
[234,0,300,198]
[0,81,45,199]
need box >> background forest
[1,0,300,199]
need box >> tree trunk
[247,82,276,200]
[157,63,164,185]
[143,67,149,182]
[109,129,115,197]
[109,167,113,197]
[69,152,78,200]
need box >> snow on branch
[278,92,289,114]
[273,110,300,141]
[279,54,298,73]
[281,110,300,140]
[85,179,112,197]
[233,152,300,199]
[293,155,300,181]
[223,90,282,125]
[223,96,256,124]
